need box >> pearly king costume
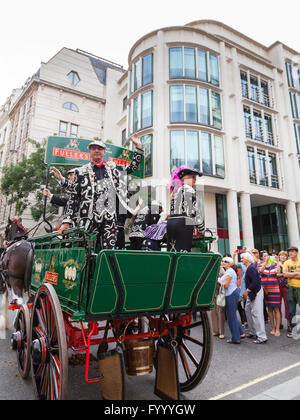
[62,141,144,249]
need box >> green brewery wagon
[11,227,221,400]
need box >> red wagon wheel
[29,283,68,400]
[11,304,31,379]
[167,311,213,392]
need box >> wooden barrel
[123,338,153,376]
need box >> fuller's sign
[45,136,145,179]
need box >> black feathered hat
[177,168,203,179]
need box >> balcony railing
[249,170,257,185]
[249,172,280,189]
[259,174,269,187]
[241,83,273,108]
[244,125,277,147]
[270,174,279,189]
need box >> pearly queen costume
[167,167,205,253]
[62,142,144,249]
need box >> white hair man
[241,252,267,344]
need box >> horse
[0,218,33,331]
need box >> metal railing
[241,82,274,108]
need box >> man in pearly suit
[59,134,143,249]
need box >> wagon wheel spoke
[178,346,192,380]
[39,296,51,337]
[35,307,47,336]
[180,341,199,367]
[182,334,204,347]
[50,354,60,400]
[38,365,48,398]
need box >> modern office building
[0,20,299,253]
[118,20,300,254]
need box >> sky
[1,0,299,105]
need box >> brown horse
[0,219,33,330]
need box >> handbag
[216,284,226,307]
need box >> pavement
[1,293,300,400]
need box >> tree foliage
[1,139,69,222]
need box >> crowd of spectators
[211,246,300,344]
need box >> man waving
[59,134,143,249]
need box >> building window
[128,89,153,134]
[209,55,220,86]
[185,86,198,123]
[253,110,263,141]
[286,62,294,88]
[63,102,79,112]
[59,121,78,138]
[186,130,199,170]
[261,80,270,107]
[141,90,153,129]
[240,70,271,107]
[170,85,222,129]
[257,150,268,186]
[134,60,141,92]
[170,130,185,169]
[264,114,274,145]
[201,132,213,175]
[170,47,183,79]
[169,47,219,86]
[67,71,80,86]
[250,76,259,102]
[70,123,78,138]
[252,204,288,253]
[123,96,127,111]
[290,92,300,119]
[241,71,248,98]
[59,121,68,137]
[140,134,153,177]
[170,130,224,178]
[142,53,153,86]
[197,50,208,82]
[216,194,230,256]
[130,53,153,94]
[269,153,279,189]
[247,147,279,189]
[211,92,222,130]
[286,62,300,90]
[121,129,127,145]
[199,88,210,125]
[294,123,300,154]
[243,106,274,145]
[247,147,257,184]
[170,85,184,122]
[184,48,196,79]
[244,106,252,138]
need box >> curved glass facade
[170,129,225,177]
[169,47,220,86]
